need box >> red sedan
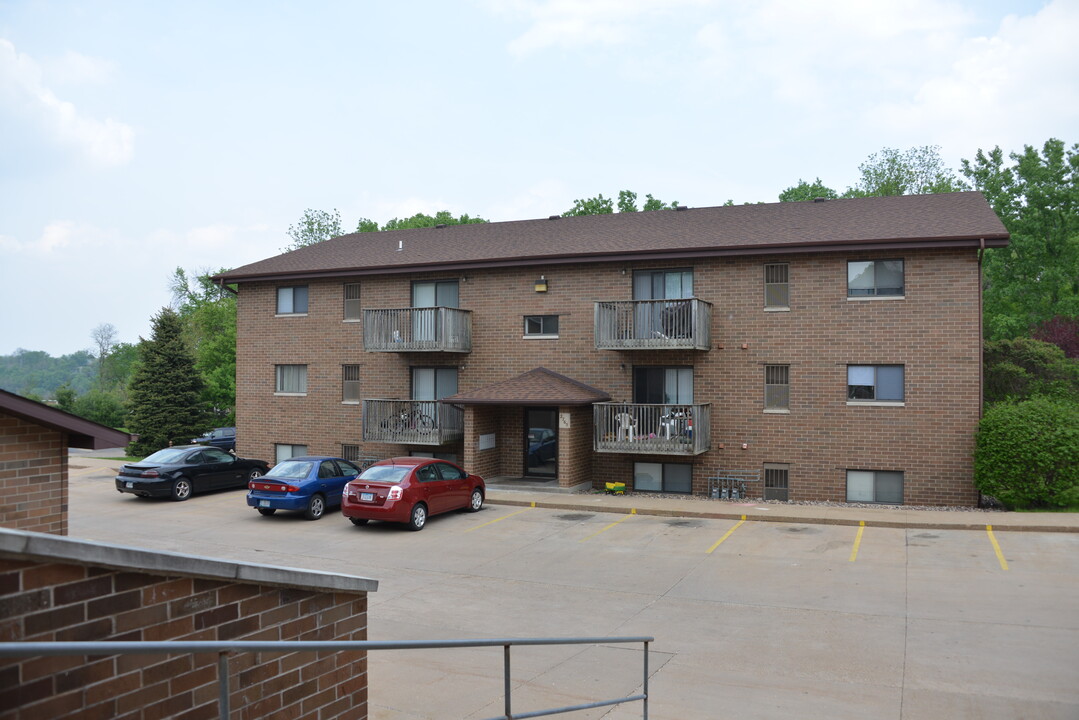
[341,457,485,531]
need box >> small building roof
[442,368,611,406]
[217,192,1009,284]
[0,389,131,450]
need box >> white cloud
[0,220,114,256]
[0,38,134,166]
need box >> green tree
[566,191,677,216]
[54,384,76,412]
[90,323,117,389]
[844,146,968,197]
[974,397,1079,508]
[562,194,614,216]
[284,208,344,251]
[170,268,237,423]
[380,211,487,231]
[983,337,1079,404]
[779,178,839,202]
[961,139,1079,339]
[73,389,127,429]
[127,307,207,455]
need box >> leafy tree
[90,323,117,388]
[844,146,968,197]
[961,139,1079,340]
[1033,316,1079,359]
[284,208,343,251]
[974,397,1079,508]
[54,384,76,412]
[356,217,379,233]
[127,307,207,455]
[566,191,677,216]
[779,178,839,202]
[0,349,95,398]
[170,268,237,423]
[103,342,139,397]
[380,211,487,231]
[73,389,127,429]
[562,194,614,216]
[983,337,1079,404]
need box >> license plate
[361,492,374,502]
[259,500,270,507]
[126,482,133,488]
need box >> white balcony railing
[362,399,464,446]
[594,298,712,350]
[363,307,472,352]
[594,402,711,455]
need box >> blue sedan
[246,456,364,520]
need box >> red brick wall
[0,416,66,535]
[0,557,369,719]
[234,247,982,505]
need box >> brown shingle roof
[0,389,131,449]
[442,368,611,406]
[218,192,1008,284]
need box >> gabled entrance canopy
[441,367,610,406]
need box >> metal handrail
[0,635,653,720]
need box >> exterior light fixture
[534,275,548,293]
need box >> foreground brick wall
[235,247,982,505]
[0,554,370,719]
[0,416,66,535]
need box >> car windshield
[357,465,410,484]
[266,461,313,480]
[142,448,193,464]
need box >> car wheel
[467,488,483,512]
[407,503,427,531]
[170,477,193,501]
[248,468,263,481]
[349,517,369,526]
[304,494,326,521]
[257,507,276,516]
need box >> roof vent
[397,239,403,252]
[674,205,688,211]
[813,197,829,203]
[549,215,560,220]
[435,223,447,228]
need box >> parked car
[246,456,363,520]
[115,446,269,501]
[191,426,236,452]
[341,457,485,531]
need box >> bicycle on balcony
[382,405,436,434]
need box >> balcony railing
[594,402,711,455]
[364,307,472,352]
[594,298,712,351]
[363,399,464,446]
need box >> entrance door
[524,408,557,478]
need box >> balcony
[594,298,712,351]
[364,307,472,353]
[362,399,464,446]
[594,402,711,455]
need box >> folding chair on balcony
[615,413,637,442]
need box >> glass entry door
[524,408,558,478]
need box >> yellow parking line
[986,525,1009,570]
[849,521,865,562]
[580,512,633,542]
[464,508,529,533]
[707,515,746,554]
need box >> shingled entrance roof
[0,389,131,449]
[442,368,611,406]
[217,192,1009,284]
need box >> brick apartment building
[218,192,1009,506]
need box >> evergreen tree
[127,307,207,455]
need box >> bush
[983,337,1079,404]
[974,397,1079,509]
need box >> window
[412,367,458,401]
[847,470,903,504]
[276,286,308,314]
[633,270,694,340]
[764,463,789,501]
[412,280,459,308]
[847,260,904,297]
[633,269,693,300]
[275,444,308,464]
[634,462,692,494]
[765,365,789,411]
[341,444,361,462]
[342,365,360,403]
[847,365,904,403]
[633,367,692,404]
[524,315,559,337]
[344,283,361,321]
[764,263,789,309]
[275,364,307,394]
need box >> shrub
[983,337,1079,404]
[974,397,1079,509]
[1032,316,1079,359]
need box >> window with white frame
[764,463,789,501]
[276,286,308,314]
[342,365,360,403]
[343,283,361,321]
[524,315,559,338]
[847,365,904,402]
[275,444,308,463]
[275,364,307,394]
[634,462,692,494]
[847,260,904,297]
[764,263,790,309]
[846,470,903,504]
[765,365,790,410]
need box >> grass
[98,456,143,463]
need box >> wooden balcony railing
[362,399,464,446]
[363,307,472,353]
[594,402,711,455]
[594,298,712,350]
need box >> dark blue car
[246,456,363,520]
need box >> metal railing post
[218,650,229,718]
[504,643,512,719]
[642,640,649,719]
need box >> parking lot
[68,458,1079,719]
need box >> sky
[1,0,1076,357]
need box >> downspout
[977,238,985,419]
